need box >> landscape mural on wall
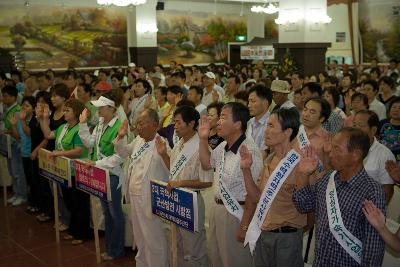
[0,5,128,69]
[359,0,400,62]
[156,10,247,65]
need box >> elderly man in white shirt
[202,72,224,106]
[156,105,213,266]
[361,80,387,121]
[114,109,170,267]
[199,102,263,267]
[271,80,296,110]
[353,110,395,203]
[246,84,272,150]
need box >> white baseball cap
[204,72,216,79]
[91,96,115,107]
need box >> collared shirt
[210,135,263,201]
[280,100,296,109]
[115,134,170,196]
[322,111,343,134]
[293,168,386,266]
[258,153,306,231]
[246,111,270,150]
[170,133,213,183]
[195,104,207,116]
[364,137,395,185]
[369,98,387,121]
[202,88,222,106]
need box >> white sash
[128,139,154,178]
[245,150,301,254]
[172,130,180,146]
[297,125,324,172]
[169,134,198,181]
[217,150,244,221]
[56,124,69,151]
[326,171,363,264]
[297,124,310,150]
[130,94,148,124]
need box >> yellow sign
[38,149,71,187]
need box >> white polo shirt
[364,137,395,185]
[210,135,263,201]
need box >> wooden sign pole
[52,181,60,243]
[90,196,101,263]
[171,224,178,267]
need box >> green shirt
[4,102,20,130]
[92,118,121,161]
[54,123,88,176]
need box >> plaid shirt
[322,111,343,135]
[293,168,386,266]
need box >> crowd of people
[0,57,400,266]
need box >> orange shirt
[258,153,307,231]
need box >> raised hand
[10,114,18,126]
[297,145,319,176]
[239,145,253,170]
[79,108,89,124]
[198,116,211,140]
[155,135,167,156]
[385,160,400,182]
[42,104,51,120]
[362,200,385,231]
[35,104,44,119]
[117,119,129,140]
[19,109,27,121]
[212,89,219,103]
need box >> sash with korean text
[245,150,301,254]
[218,151,244,221]
[56,124,69,151]
[169,134,198,181]
[297,124,310,150]
[326,171,362,264]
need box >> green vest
[91,118,121,161]
[55,123,88,177]
[4,103,20,130]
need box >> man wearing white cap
[271,80,296,110]
[202,72,224,106]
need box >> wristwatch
[240,224,248,231]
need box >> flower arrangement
[279,48,297,74]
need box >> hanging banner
[150,180,198,233]
[74,160,111,201]
[240,45,274,60]
[38,148,71,187]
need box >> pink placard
[74,160,111,201]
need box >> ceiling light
[251,2,279,14]
[97,0,147,7]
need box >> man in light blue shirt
[246,84,272,150]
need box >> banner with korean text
[150,180,198,233]
[74,160,111,201]
[38,148,71,187]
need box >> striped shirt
[293,168,386,266]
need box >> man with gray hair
[114,108,170,267]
